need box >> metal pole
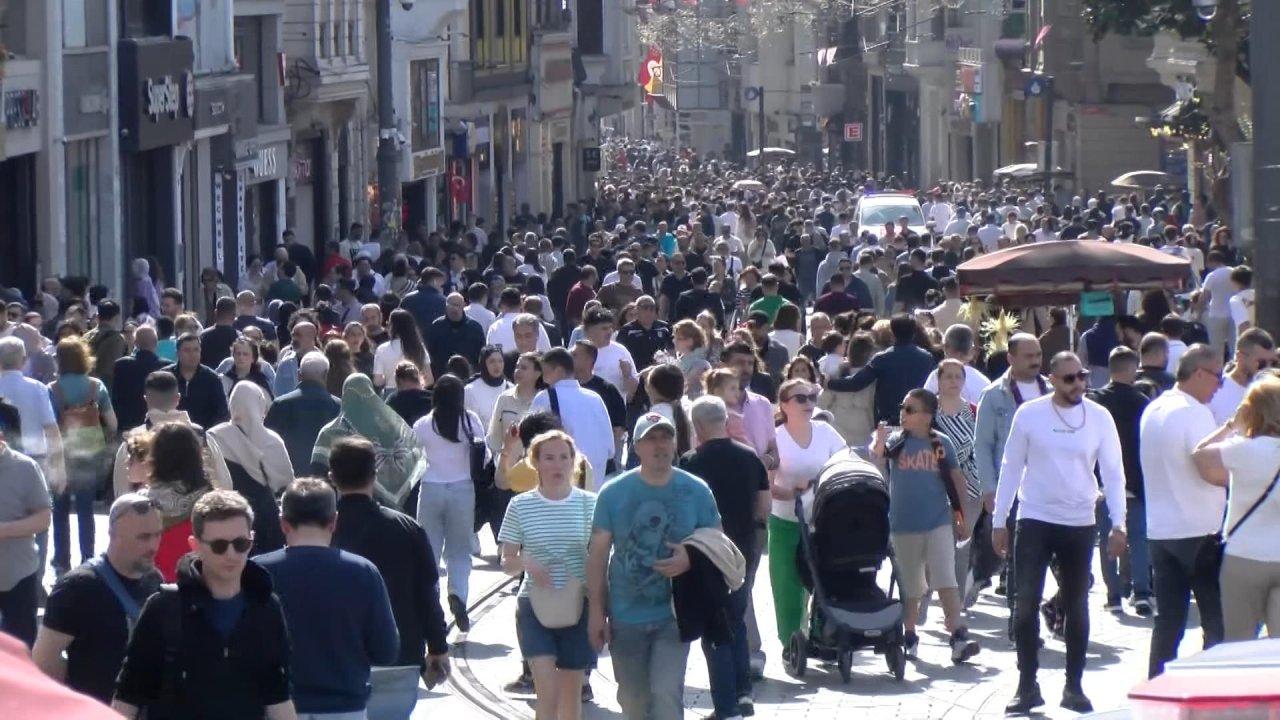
[1254,2,1280,339]
[1043,75,1054,197]
[757,86,766,160]
[376,0,401,236]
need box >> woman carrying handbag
[499,430,597,720]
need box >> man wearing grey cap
[587,412,721,720]
[33,493,161,702]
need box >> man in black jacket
[1088,347,1153,615]
[113,491,295,720]
[198,297,239,368]
[425,293,485,379]
[163,333,229,431]
[110,326,166,432]
[673,268,724,328]
[330,438,451,716]
[1136,332,1176,398]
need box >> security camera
[399,0,414,10]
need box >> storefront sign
[4,89,39,129]
[253,146,279,178]
[582,146,602,172]
[194,81,231,132]
[242,141,289,183]
[412,150,445,179]
[213,174,225,269]
[119,37,195,151]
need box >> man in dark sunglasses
[992,351,1128,714]
[33,494,162,704]
[114,490,297,720]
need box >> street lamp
[1191,0,1218,21]
[1023,70,1055,196]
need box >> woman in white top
[770,378,848,655]
[1193,376,1280,640]
[413,374,488,624]
[465,346,513,428]
[374,308,433,390]
[644,364,693,456]
[488,352,543,489]
[770,304,804,360]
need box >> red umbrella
[957,240,1191,305]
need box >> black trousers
[0,572,39,648]
[1148,536,1224,679]
[1012,519,1096,688]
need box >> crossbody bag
[528,490,589,629]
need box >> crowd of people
[0,141,1278,720]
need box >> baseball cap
[633,412,676,441]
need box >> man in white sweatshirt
[993,351,1128,715]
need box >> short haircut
[144,370,179,395]
[0,336,22,370]
[97,300,121,321]
[540,347,574,374]
[328,437,378,490]
[393,360,422,384]
[1176,343,1220,382]
[689,395,728,428]
[191,489,255,538]
[500,287,523,308]
[215,296,237,318]
[176,332,201,351]
[467,282,489,303]
[1047,351,1082,375]
[1230,265,1253,288]
[1159,314,1185,339]
[888,314,917,344]
[942,324,975,357]
[721,339,756,360]
[1139,332,1169,357]
[512,313,541,331]
[572,339,599,362]
[1108,346,1140,373]
[1238,327,1276,354]
[518,411,564,448]
[1007,332,1039,356]
[108,492,159,528]
[161,288,184,305]
[280,477,337,528]
[583,306,614,328]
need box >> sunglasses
[200,536,253,555]
[1058,370,1091,385]
[785,393,819,405]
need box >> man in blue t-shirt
[588,413,720,720]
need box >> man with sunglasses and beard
[113,491,298,720]
[994,352,1128,715]
[33,494,163,704]
[1207,328,1276,424]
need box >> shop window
[471,0,527,71]
[577,0,603,55]
[411,59,442,152]
[121,0,170,38]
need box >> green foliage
[1081,0,1249,83]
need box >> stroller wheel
[837,649,853,683]
[885,643,906,681]
[786,632,808,678]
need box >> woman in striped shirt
[933,359,983,604]
[499,430,598,720]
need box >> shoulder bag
[528,490,589,629]
[460,413,493,490]
[1214,464,1280,561]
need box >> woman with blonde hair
[702,368,749,446]
[695,310,724,362]
[1193,376,1280,639]
[771,377,847,661]
[499,429,597,720]
[673,319,711,399]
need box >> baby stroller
[787,448,907,682]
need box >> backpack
[53,379,106,462]
[885,429,963,515]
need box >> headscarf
[311,373,425,506]
[208,384,294,492]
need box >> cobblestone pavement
[57,511,1205,719]
[437,543,1208,719]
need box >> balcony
[283,0,369,94]
[905,35,947,68]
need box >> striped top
[935,402,980,499]
[498,487,597,598]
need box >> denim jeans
[1096,497,1151,604]
[52,486,97,571]
[1012,519,1096,688]
[1148,536,1224,678]
[609,619,689,720]
[703,586,750,717]
[365,666,420,720]
[417,480,475,601]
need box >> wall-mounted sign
[843,122,863,142]
[252,145,279,179]
[119,37,195,151]
[4,89,39,129]
[582,146,602,172]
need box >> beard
[1057,390,1084,406]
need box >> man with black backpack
[112,490,297,720]
[32,493,162,704]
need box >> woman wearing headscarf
[208,383,292,556]
[465,345,512,428]
[312,373,426,509]
[130,258,162,319]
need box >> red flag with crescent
[638,47,664,101]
